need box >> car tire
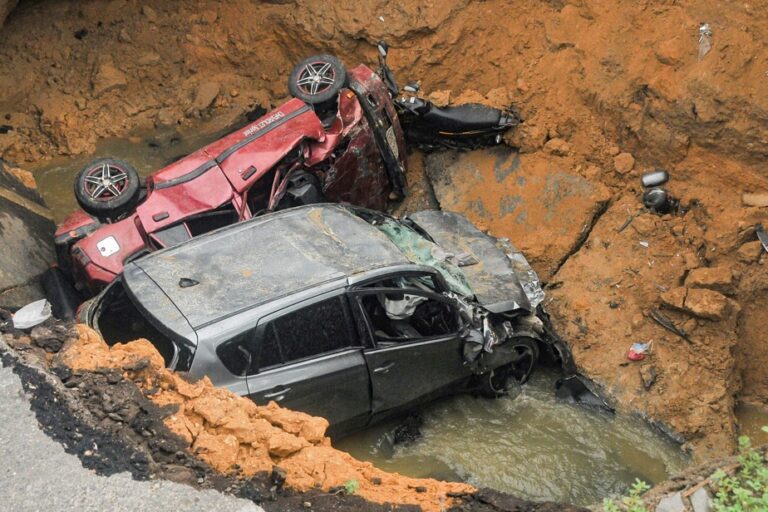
[288,55,347,106]
[480,337,540,398]
[74,158,141,220]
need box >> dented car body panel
[407,210,542,313]
[83,204,557,434]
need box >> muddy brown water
[338,370,689,506]
[30,129,692,507]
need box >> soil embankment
[0,318,586,512]
[0,0,766,489]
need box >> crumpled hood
[408,210,544,314]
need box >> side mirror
[377,40,389,58]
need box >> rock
[655,38,684,66]
[543,137,571,156]
[506,123,547,153]
[92,61,128,98]
[200,10,218,24]
[426,89,451,107]
[661,287,736,320]
[154,109,176,128]
[640,365,657,390]
[191,431,239,472]
[656,492,685,512]
[684,288,736,321]
[141,5,158,22]
[136,52,161,66]
[425,146,611,279]
[614,152,635,174]
[685,267,735,294]
[189,81,220,113]
[689,487,713,512]
[0,0,18,29]
[742,192,768,207]
[737,240,764,263]
[660,287,687,310]
[117,28,132,43]
[0,163,54,309]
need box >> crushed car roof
[123,205,409,329]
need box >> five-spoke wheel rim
[295,61,337,96]
[83,162,129,202]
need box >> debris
[628,342,651,361]
[555,375,614,411]
[682,288,737,321]
[640,365,657,390]
[698,24,713,61]
[92,61,128,98]
[656,491,685,512]
[741,193,768,207]
[649,309,691,342]
[689,487,713,512]
[641,169,670,187]
[684,267,734,295]
[616,214,637,233]
[736,240,764,263]
[643,187,676,215]
[189,81,220,113]
[756,224,768,252]
[543,137,571,156]
[613,152,635,174]
[12,299,51,330]
[639,240,650,248]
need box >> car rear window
[257,296,358,369]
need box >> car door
[245,293,371,434]
[349,284,471,416]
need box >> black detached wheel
[74,158,140,220]
[480,337,540,398]
[288,55,347,106]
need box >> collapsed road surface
[0,319,588,512]
[0,350,262,512]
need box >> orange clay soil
[58,324,473,511]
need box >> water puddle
[736,403,768,446]
[28,117,244,222]
[337,370,689,507]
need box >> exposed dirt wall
[59,324,473,512]
[1,0,767,463]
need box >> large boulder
[0,161,55,309]
[424,146,610,279]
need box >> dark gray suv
[80,204,571,435]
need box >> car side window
[358,289,459,343]
[216,331,254,376]
[256,296,358,369]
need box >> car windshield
[362,213,474,298]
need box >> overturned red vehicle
[49,45,520,318]
[53,59,407,300]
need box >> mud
[1,0,767,501]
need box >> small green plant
[602,479,651,512]
[343,479,359,495]
[709,426,768,512]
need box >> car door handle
[263,387,291,400]
[373,362,395,374]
